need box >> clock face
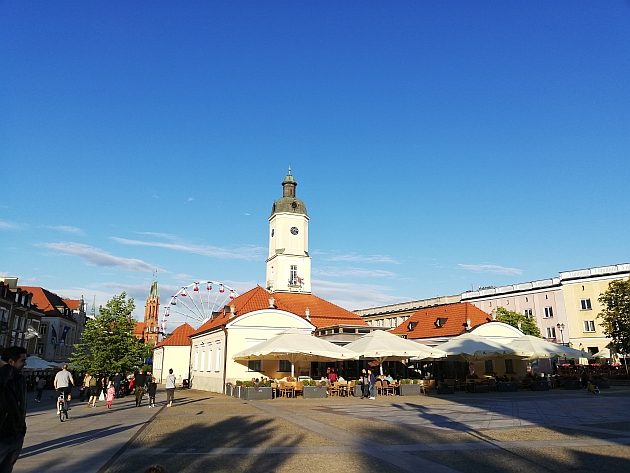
[290,226,299,235]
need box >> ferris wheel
[160,281,238,334]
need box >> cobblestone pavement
[103,387,630,473]
[14,388,158,473]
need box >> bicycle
[57,392,69,422]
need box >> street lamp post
[556,323,565,346]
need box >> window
[289,265,298,286]
[407,321,417,331]
[583,320,596,332]
[40,324,48,336]
[484,360,494,374]
[278,360,292,372]
[544,307,554,318]
[504,359,514,374]
[193,350,199,371]
[523,309,533,317]
[580,299,592,310]
[546,327,556,339]
[248,360,262,372]
[215,343,222,371]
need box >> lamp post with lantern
[556,323,566,346]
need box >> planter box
[399,384,422,396]
[241,386,272,400]
[497,382,518,392]
[562,379,581,390]
[303,386,327,399]
[531,380,551,391]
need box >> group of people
[0,344,183,473]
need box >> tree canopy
[495,307,541,337]
[70,292,145,374]
[598,278,630,355]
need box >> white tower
[266,168,311,293]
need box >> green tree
[70,292,145,374]
[495,307,541,337]
[598,278,630,355]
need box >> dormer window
[434,317,448,328]
[407,321,417,331]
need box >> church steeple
[266,169,311,294]
[143,279,160,345]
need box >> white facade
[153,345,191,385]
[190,309,315,393]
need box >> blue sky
[2,1,629,325]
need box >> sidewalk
[106,386,630,473]
[14,388,160,473]
[17,386,630,473]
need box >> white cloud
[311,279,406,311]
[134,231,178,240]
[40,242,160,273]
[0,219,18,230]
[111,236,265,261]
[187,197,194,202]
[313,267,397,278]
[45,225,84,235]
[324,253,400,264]
[458,263,523,276]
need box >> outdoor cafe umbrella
[508,335,592,360]
[593,347,612,359]
[434,332,519,360]
[23,355,57,371]
[343,329,446,375]
[232,328,359,378]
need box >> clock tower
[266,168,311,293]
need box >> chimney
[491,309,497,321]
[466,318,471,331]
[269,297,275,308]
[229,305,236,319]
[305,307,310,321]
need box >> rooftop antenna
[91,295,96,318]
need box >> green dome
[270,167,307,216]
[271,197,308,217]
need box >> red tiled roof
[20,286,70,318]
[390,302,491,339]
[155,323,195,348]
[63,299,81,311]
[133,322,146,337]
[190,286,366,336]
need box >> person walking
[112,372,122,398]
[367,369,376,400]
[106,382,116,409]
[147,377,157,408]
[360,369,369,399]
[87,373,98,407]
[134,369,147,407]
[0,346,28,473]
[165,369,176,407]
[35,376,46,403]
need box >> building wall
[190,309,315,393]
[560,271,628,354]
[153,345,191,385]
[358,263,629,352]
[464,284,567,342]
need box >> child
[106,381,116,409]
[587,380,600,394]
[147,377,158,408]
